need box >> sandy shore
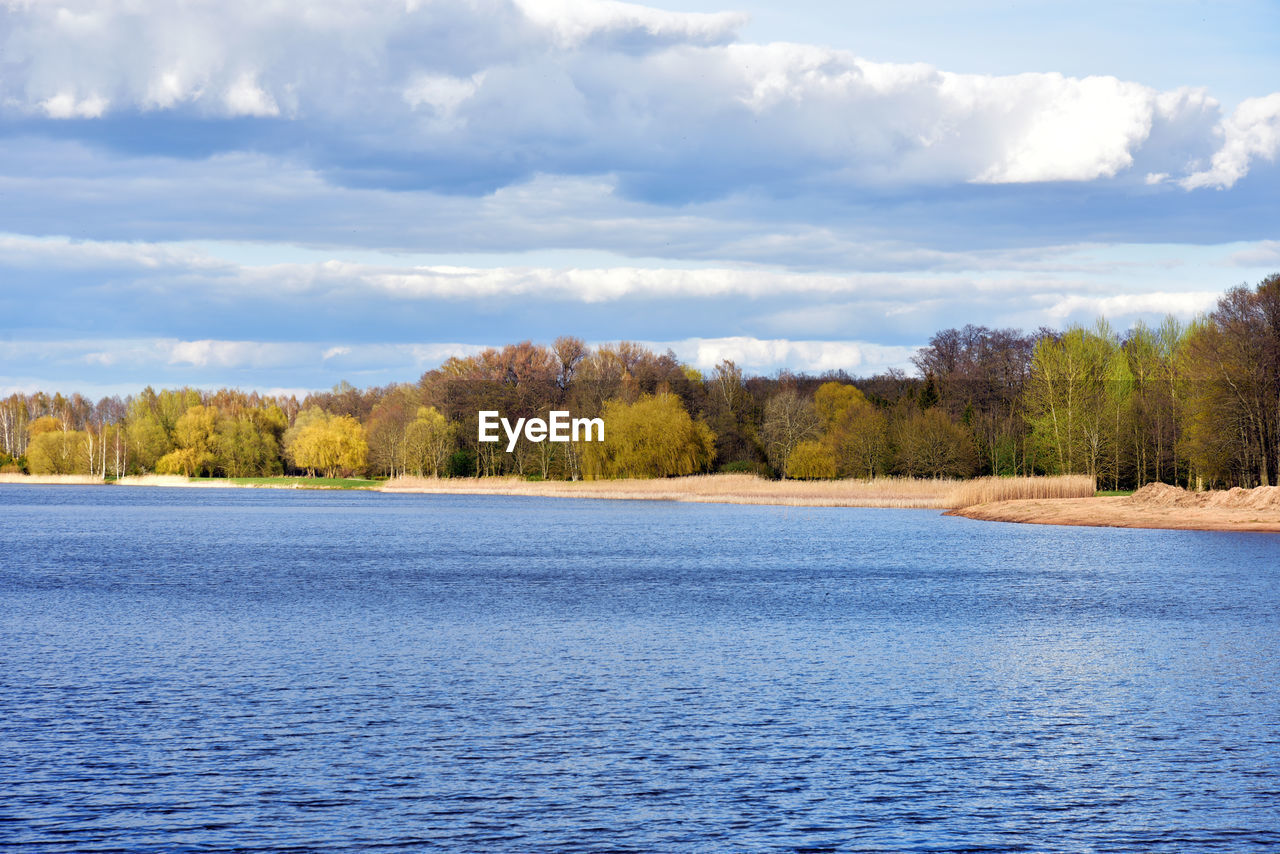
[949,482,1280,533]
[380,474,960,507]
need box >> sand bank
[949,482,1280,533]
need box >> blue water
[2,486,1278,852]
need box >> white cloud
[0,0,1268,193]
[1045,291,1220,322]
[1180,93,1280,189]
[40,91,109,118]
[0,233,226,271]
[970,75,1156,183]
[404,73,483,117]
[1,334,914,383]
[646,336,918,374]
[223,73,279,117]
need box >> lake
[2,486,1278,852]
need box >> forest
[4,274,1280,490]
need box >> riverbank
[380,473,965,507]
[949,482,1280,533]
[16,473,1270,533]
[0,474,379,490]
[0,472,1010,508]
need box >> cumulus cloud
[0,0,1269,198]
[1180,93,1280,189]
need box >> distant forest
[5,274,1280,490]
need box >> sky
[1,0,1278,396]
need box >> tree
[216,413,281,477]
[786,440,837,479]
[761,389,821,477]
[155,405,219,477]
[26,430,91,475]
[285,411,368,478]
[581,393,714,478]
[1024,323,1127,479]
[1179,276,1280,486]
[893,409,978,478]
[403,406,457,477]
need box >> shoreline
[1,472,961,507]
[7,474,1280,533]
[378,474,959,508]
[948,483,1280,533]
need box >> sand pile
[1127,482,1280,510]
[1204,485,1280,509]
[1126,482,1199,506]
[953,480,1280,532]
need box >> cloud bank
[2,0,1273,200]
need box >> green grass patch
[1095,489,1135,497]
[209,476,381,489]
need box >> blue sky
[1,0,1278,395]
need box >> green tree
[216,414,281,477]
[155,405,219,477]
[26,430,91,475]
[1024,323,1128,479]
[403,406,457,477]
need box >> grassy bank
[227,476,380,489]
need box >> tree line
[3,274,1279,489]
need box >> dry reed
[382,473,1097,509]
[947,475,1097,508]
[0,473,105,485]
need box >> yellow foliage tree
[403,406,457,477]
[814,382,868,430]
[285,412,368,478]
[581,393,714,479]
[814,382,888,478]
[785,440,837,479]
[155,405,219,476]
[26,430,91,475]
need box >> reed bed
[0,473,105,485]
[947,475,1097,508]
[384,473,1100,509]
